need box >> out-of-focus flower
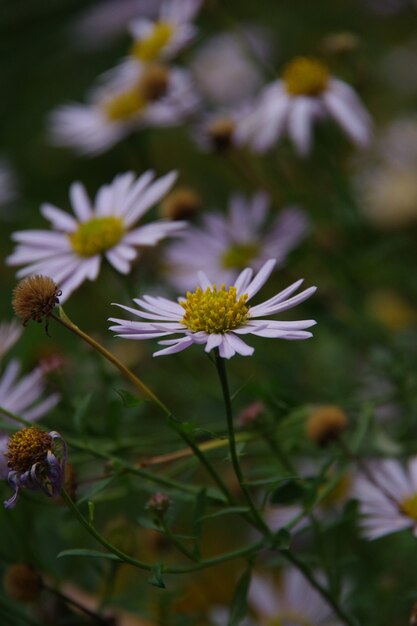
[191,30,266,105]
[160,187,201,220]
[129,0,202,63]
[193,110,243,153]
[320,31,361,56]
[266,466,352,534]
[306,405,348,446]
[353,457,417,540]
[7,171,184,302]
[0,320,22,361]
[163,192,309,291]
[70,0,162,51]
[3,427,67,509]
[366,289,417,332]
[248,568,339,625]
[109,259,316,359]
[236,56,372,156]
[0,158,17,208]
[376,117,417,167]
[359,166,417,229]
[49,60,198,156]
[3,564,43,603]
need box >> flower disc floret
[68,216,124,257]
[180,285,250,333]
[401,493,417,521]
[6,428,52,475]
[131,22,175,62]
[282,56,329,96]
[103,89,147,121]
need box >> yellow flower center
[6,428,52,474]
[131,21,175,62]
[282,56,329,96]
[103,88,147,122]
[180,285,250,333]
[401,493,417,521]
[69,216,124,257]
[222,243,259,270]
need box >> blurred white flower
[353,457,417,540]
[236,56,372,156]
[191,31,266,106]
[7,170,184,302]
[109,259,316,359]
[163,192,309,291]
[49,59,198,156]
[377,117,417,167]
[248,568,340,625]
[129,0,202,62]
[71,0,162,51]
[0,320,22,362]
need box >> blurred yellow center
[131,22,175,61]
[222,243,259,270]
[180,285,249,333]
[7,428,52,474]
[69,216,124,257]
[401,493,417,521]
[103,88,147,122]
[283,56,329,96]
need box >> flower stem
[214,353,271,534]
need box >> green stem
[160,519,198,562]
[214,354,271,534]
[61,487,265,574]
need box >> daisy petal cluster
[109,259,316,359]
[164,192,309,291]
[353,457,417,540]
[7,170,184,302]
[49,59,198,155]
[248,568,339,625]
[129,0,202,63]
[236,56,372,156]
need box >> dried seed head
[160,188,201,220]
[207,117,236,152]
[306,405,348,446]
[6,428,52,474]
[12,275,60,327]
[3,564,42,603]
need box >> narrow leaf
[148,563,166,589]
[228,565,253,626]
[57,549,121,562]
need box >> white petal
[69,182,93,221]
[244,259,276,299]
[41,203,78,231]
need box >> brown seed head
[139,64,170,101]
[160,188,201,220]
[208,117,235,152]
[306,405,348,446]
[12,275,60,326]
[6,427,52,474]
[3,564,42,603]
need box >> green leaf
[245,475,298,487]
[167,414,196,438]
[77,476,117,505]
[148,563,166,589]
[88,501,95,525]
[57,549,121,562]
[115,388,144,408]
[198,506,250,522]
[273,528,291,550]
[228,565,253,626]
[270,478,305,504]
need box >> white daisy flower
[164,192,309,291]
[236,56,372,156]
[109,259,317,359]
[129,0,202,63]
[7,170,184,302]
[49,59,198,156]
[248,568,340,625]
[353,457,417,540]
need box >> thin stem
[61,487,265,574]
[52,310,169,414]
[42,583,109,625]
[214,353,271,534]
[160,519,198,562]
